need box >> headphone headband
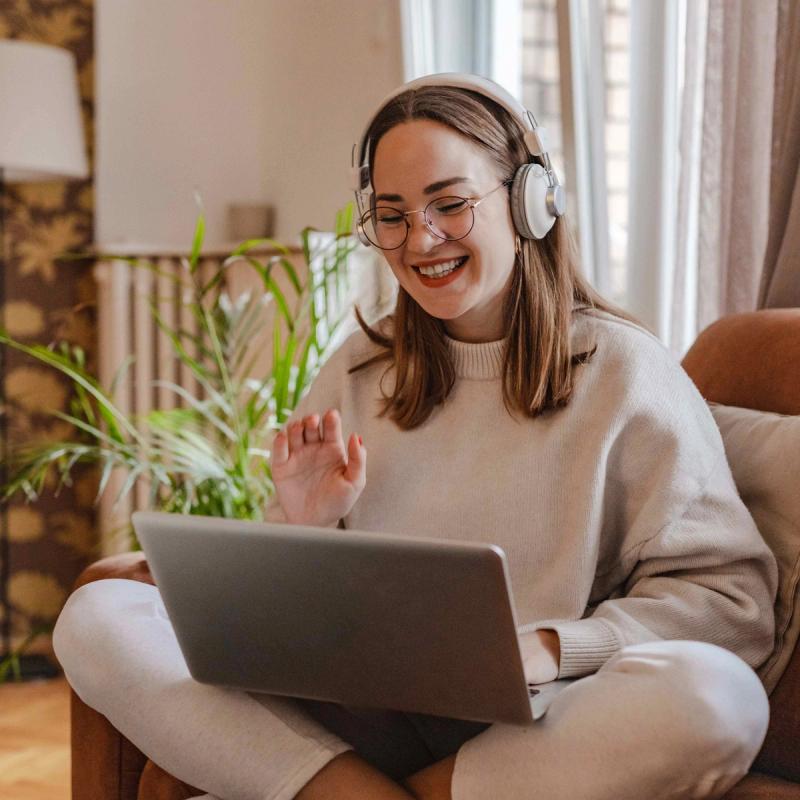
[351,72,548,193]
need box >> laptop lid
[132,511,536,724]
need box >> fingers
[302,413,321,443]
[344,432,367,486]
[321,409,343,444]
[287,420,304,453]
[279,409,349,459]
[271,430,289,467]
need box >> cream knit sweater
[275,308,778,679]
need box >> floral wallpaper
[1,0,97,655]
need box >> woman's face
[371,119,517,343]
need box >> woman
[55,74,777,800]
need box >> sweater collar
[445,335,506,379]
[443,309,595,380]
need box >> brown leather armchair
[68,309,800,800]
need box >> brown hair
[351,86,636,429]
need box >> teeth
[417,258,464,277]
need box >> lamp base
[1,653,60,682]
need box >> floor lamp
[0,39,88,678]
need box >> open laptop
[132,511,573,725]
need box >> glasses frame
[359,181,510,251]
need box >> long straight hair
[351,86,636,430]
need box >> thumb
[344,433,366,486]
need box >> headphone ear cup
[356,218,372,248]
[509,163,557,240]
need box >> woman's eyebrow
[374,176,471,203]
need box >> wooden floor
[0,677,70,800]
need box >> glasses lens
[425,196,474,241]
[361,207,407,250]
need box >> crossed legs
[54,579,768,800]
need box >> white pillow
[710,403,800,693]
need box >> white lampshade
[0,39,88,182]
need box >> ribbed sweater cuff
[546,618,621,678]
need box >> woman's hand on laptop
[271,408,366,528]
[520,629,561,684]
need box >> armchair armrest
[73,551,154,591]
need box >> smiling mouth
[412,256,468,278]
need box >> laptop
[132,511,573,725]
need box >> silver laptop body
[132,511,571,725]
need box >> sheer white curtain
[629,0,779,354]
[399,0,521,93]
[679,0,778,351]
[556,0,613,297]
[626,0,682,344]
[575,0,782,353]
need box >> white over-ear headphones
[350,72,566,245]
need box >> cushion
[710,403,800,693]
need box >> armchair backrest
[682,308,800,784]
[682,309,800,415]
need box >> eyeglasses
[358,182,509,251]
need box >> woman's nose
[405,211,439,253]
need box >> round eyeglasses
[358,182,509,251]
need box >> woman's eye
[375,210,404,226]
[433,198,468,215]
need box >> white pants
[53,579,769,800]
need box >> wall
[96,0,404,247]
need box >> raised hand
[270,408,366,528]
